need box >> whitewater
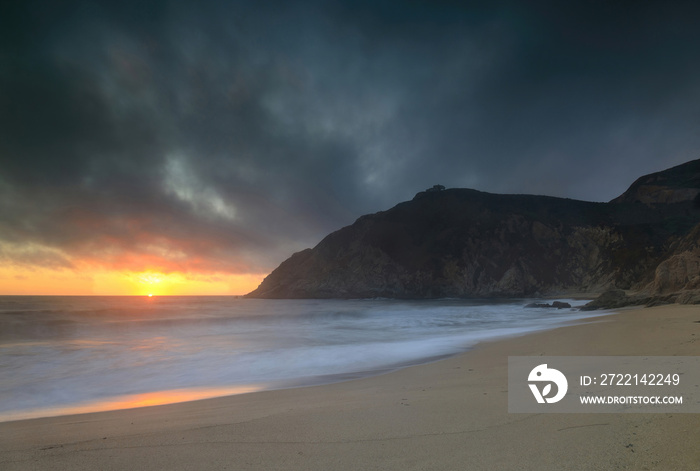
[0,296,606,421]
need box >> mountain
[247,160,700,302]
[611,159,700,205]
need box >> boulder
[525,301,572,309]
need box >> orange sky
[0,265,265,296]
[0,237,269,295]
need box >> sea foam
[0,296,607,421]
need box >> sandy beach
[1,304,699,470]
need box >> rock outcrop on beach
[248,160,700,300]
[634,221,700,306]
[648,223,700,293]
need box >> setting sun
[0,265,265,296]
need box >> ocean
[0,296,606,422]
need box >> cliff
[641,221,700,304]
[248,160,700,300]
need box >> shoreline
[2,304,699,470]
[0,298,609,423]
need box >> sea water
[0,296,606,421]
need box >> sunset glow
[0,386,266,422]
[0,265,265,296]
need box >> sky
[2,0,700,295]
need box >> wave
[0,296,604,421]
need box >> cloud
[2,0,700,276]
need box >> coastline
[1,304,699,470]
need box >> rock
[645,295,676,307]
[676,290,700,304]
[525,301,572,309]
[581,289,652,310]
[551,301,572,309]
[248,160,700,299]
[581,289,628,310]
[647,223,700,294]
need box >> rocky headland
[248,160,700,308]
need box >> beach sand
[1,304,699,470]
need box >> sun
[148,293,153,297]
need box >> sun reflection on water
[0,385,265,422]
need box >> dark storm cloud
[2,0,700,274]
